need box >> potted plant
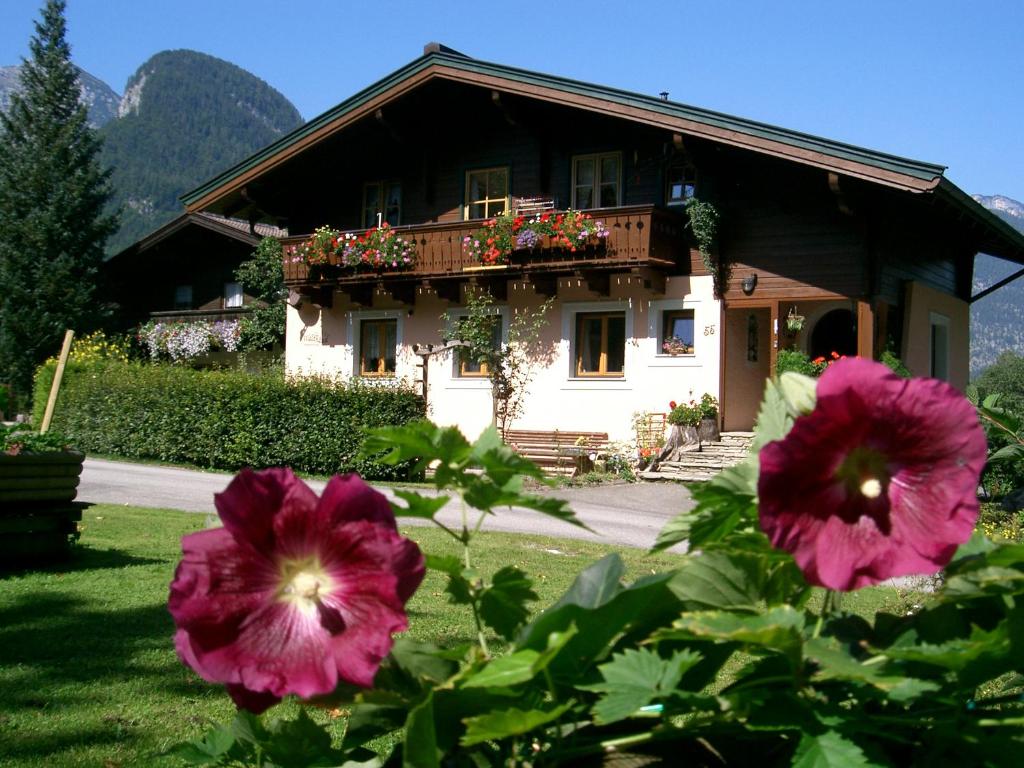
[662,335,694,356]
[786,306,805,333]
[0,424,85,563]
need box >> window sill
[650,354,702,368]
[445,378,493,390]
[561,377,632,391]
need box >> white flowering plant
[137,319,241,362]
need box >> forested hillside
[100,50,302,254]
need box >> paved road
[79,458,693,549]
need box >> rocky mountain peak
[0,63,120,128]
[972,194,1024,220]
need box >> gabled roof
[109,212,287,262]
[180,46,1024,263]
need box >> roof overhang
[181,51,948,213]
[108,212,262,263]
[179,49,1024,265]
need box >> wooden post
[40,329,74,434]
[856,300,875,360]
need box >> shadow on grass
[0,575,203,764]
[0,546,166,579]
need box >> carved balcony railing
[282,205,686,289]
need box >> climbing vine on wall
[685,198,728,297]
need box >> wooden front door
[723,306,773,431]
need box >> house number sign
[703,325,716,336]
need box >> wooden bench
[503,429,609,476]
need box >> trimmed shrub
[33,360,425,480]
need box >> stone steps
[641,432,754,483]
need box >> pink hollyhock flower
[168,468,424,712]
[758,358,986,591]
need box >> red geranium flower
[758,358,986,591]
[168,469,424,712]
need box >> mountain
[0,63,120,128]
[971,194,1024,376]
[100,50,303,254]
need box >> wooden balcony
[282,205,687,297]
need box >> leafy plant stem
[457,492,491,657]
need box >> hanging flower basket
[786,314,805,333]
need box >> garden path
[78,458,694,549]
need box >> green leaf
[462,649,542,689]
[777,371,817,417]
[391,490,451,520]
[653,461,758,552]
[464,625,578,689]
[424,553,462,576]
[388,637,460,687]
[579,648,702,724]
[168,725,236,765]
[461,477,589,530]
[518,560,682,681]
[879,623,1010,671]
[752,378,794,450]
[942,566,1024,600]
[991,443,1024,462]
[791,730,874,768]
[658,606,804,662]
[461,703,573,746]
[479,566,538,640]
[550,553,625,610]
[403,694,440,768]
[230,710,269,746]
[264,709,342,768]
[668,551,766,611]
[804,637,938,702]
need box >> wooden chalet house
[104,212,286,327]
[180,44,1024,440]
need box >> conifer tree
[0,0,117,398]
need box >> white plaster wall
[285,275,721,443]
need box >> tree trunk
[652,424,700,468]
[697,416,721,445]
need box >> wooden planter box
[0,451,86,565]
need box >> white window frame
[463,167,510,220]
[446,304,510,382]
[562,300,633,388]
[348,309,404,379]
[648,298,703,367]
[929,312,950,381]
[666,162,697,206]
[571,151,622,210]
[224,282,243,309]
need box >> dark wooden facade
[165,48,1024,431]
[103,214,269,327]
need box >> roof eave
[934,178,1024,264]
[181,50,951,212]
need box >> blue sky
[2,0,1023,202]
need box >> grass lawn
[0,504,923,767]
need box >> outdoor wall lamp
[742,273,758,295]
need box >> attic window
[363,181,401,228]
[224,282,243,309]
[465,167,508,220]
[174,285,193,310]
[572,152,621,209]
[666,163,697,206]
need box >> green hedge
[33,360,425,480]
